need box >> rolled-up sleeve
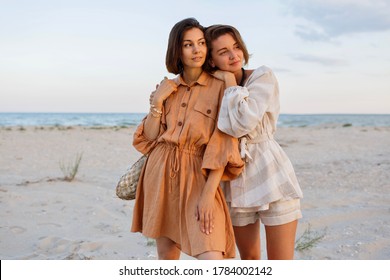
[201,127,244,181]
[133,117,165,155]
[218,68,278,138]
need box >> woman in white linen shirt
[204,24,303,260]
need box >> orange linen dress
[131,71,244,258]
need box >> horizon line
[0,112,389,115]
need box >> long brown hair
[204,24,249,73]
[166,18,205,74]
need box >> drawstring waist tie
[239,133,274,162]
[159,144,205,179]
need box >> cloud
[283,0,390,41]
[291,54,348,66]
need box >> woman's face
[181,28,207,70]
[209,33,243,73]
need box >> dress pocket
[193,101,217,121]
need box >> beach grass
[295,224,327,252]
[59,153,83,182]
[146,238,156,247]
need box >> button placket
[175,88,191,132]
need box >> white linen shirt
[218,65,303,211]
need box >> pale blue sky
[1,0,389,113]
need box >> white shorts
[229,199,302,227]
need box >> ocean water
[0,113,389,127]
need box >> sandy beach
[0,124,389,260]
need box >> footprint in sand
[10,226,27,234]
[38,222,62,228]
[36,236,103,259]
[37,236,83,255]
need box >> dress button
[186,87,191,91]
[207,109,211,114]
[181,103,187,107]
[178,121,183,126]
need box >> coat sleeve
[217,68,278,138]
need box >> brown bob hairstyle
[204,24,250,73]
[166,18,205,74]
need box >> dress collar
[173,71,209,87]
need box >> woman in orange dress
[131,18,244,260]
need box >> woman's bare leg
[233,220,261,260]
[265,220,298,260]
[196,251,223,260]
[156,237,181,260]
